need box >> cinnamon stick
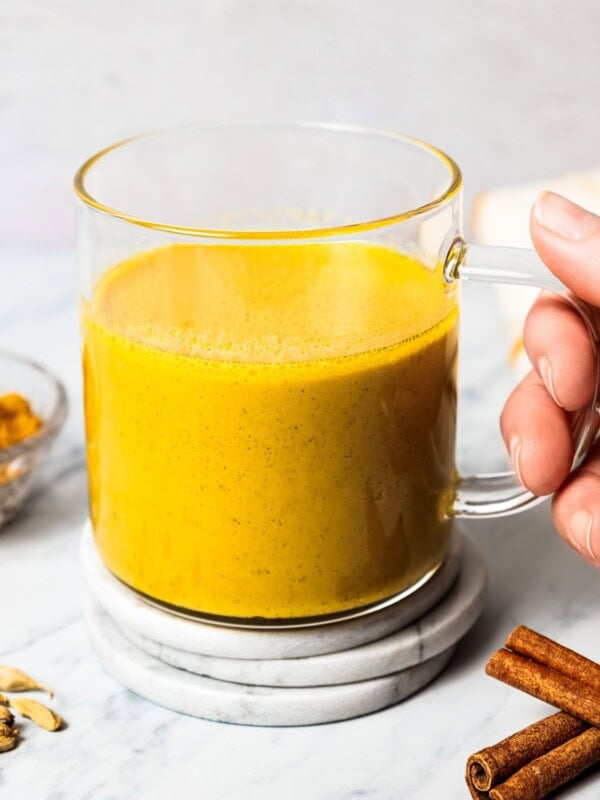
[506,625,600,692]
[466,778,488,799]
[488,726,600,800]
[469,629,600,798]
[466,712,588,792]
[485,649,600,727]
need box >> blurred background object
[472,171,600,379]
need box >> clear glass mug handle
[444,238,600,518]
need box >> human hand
[500,191,600,567]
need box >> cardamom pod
[0,722,18,752]
[0,665,51,696]
[0,707,14,727]
[9,698,62,731]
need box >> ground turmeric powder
[0,394,41,449]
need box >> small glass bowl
[0,350,68,528]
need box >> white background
[2,0,600,245]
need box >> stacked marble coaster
[82,523,486,726]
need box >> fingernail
[538,355,563,407]
[534,191,600,240]
[510,435,524,486]
[569,510,599,563]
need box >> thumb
[531,191,600,307]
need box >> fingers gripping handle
[446,239,600,519]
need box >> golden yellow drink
[82,242,458,619]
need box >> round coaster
[81,520,463,659]
[118,534,485,687]
[85,600,457,727]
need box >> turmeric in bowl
[0,394,41,449]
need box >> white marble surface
[1,246,600,798]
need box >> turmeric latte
[82,242,458,619]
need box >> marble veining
[1,247,600,798]
[85,601,458,726]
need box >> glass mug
[75,123,600,626]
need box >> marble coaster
[81,520,464,659]
[85,600,457,727]
[117,534,485,687]
[83,526,486,725]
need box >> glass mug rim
[73,121,463,240]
